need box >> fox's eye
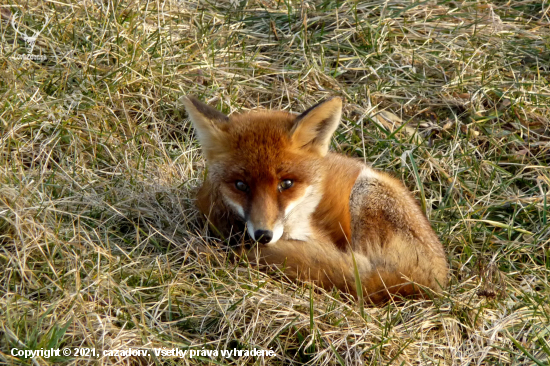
[235,180,249,192]
[279,179,293,191]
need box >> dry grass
[1,0,549,365]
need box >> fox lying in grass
[183,96,448,304]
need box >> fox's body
[184,97,448,304]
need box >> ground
[0,0,549,365]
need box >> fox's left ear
[181,96,229,160]
[290,97,342,156]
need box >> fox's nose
[254,230,273,244]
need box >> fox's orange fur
[184,96,448,304]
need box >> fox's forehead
[224,111,296,141]
[214,111,317,181]
[223,142,307,180]
[224,111,296,158]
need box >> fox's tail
[246,237,447,304]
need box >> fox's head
[183,96,342,244]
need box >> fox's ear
[182,96,229,160]
[290,97,342,156]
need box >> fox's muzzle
[245,188,284,244]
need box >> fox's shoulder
[349,164,420,215]
[348,162,443,253]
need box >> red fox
[183,96,448,304]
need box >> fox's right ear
[290,97,342,156]
[181,96,229,160]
